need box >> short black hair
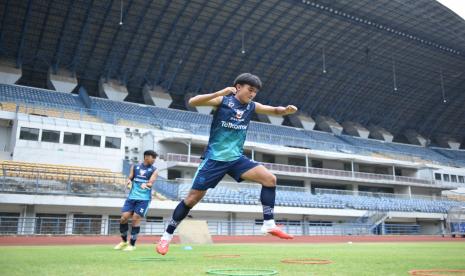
[143,150,158,158]
[233,73,262,90]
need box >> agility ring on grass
[281,258,332,265]
[408,269,465,276]
[206,268,278,276]
[129,257,176,262]
[204,254,241,258]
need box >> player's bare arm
[142,170,158,189]
[255,102,298,116]
[188,87,237,107]
[126,165,134,188]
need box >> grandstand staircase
[356,211,389,233]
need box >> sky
[437,0,465,20]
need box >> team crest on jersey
[235,109,244,119]
[139,169,146,176]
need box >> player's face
[144,155,155,165]
[235,84,258,104]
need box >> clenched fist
[217,87,237,96]
[284,105,298,115]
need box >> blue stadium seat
[0,84,85,108]
[2,83,463,167]
[90,97,154,124]
[155,180,462,213]
[433,148,465,167]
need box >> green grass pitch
[1,242,465,275]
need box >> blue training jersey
[203,95,255,161]
[128,163,157,200]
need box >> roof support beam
[71,0,95,73]
[185,0,247,93]
[422,78,465,137]
[0,0,11,54]
[144,0,190,87]
[53,1,75,73]
[81,0,114,79]
[171,0,229,93]
[16,0,33,68]
[211,2,290,90]
[34,0,54,68]
[117,0,153,83]
[125,0,171,83]
[196,0,261,93]
[101,0,135,79]
[160,1,209,90]
[284,1,386,111]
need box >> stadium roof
[1,0,465,139]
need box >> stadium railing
[2,216,423,236]
[315,188,449,202]
[383,224,421,235]
[315,188,463,213]
[1,162,462,213]
[1,166,462,213]
[165,153,445,187]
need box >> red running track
[0,235,464,246]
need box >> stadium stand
[147,106,212,134]
[152,180,461,213]
[432,148,465,166]
[1,160,125,185]
[91,97,154,124]
[0,84,84,107]
[2,83,465,168]
[0,84,101,123]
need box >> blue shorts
[191,155,260,191]
[121,199,150,217]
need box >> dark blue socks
[260,186,276,220]
[166,200,192,234]
[130,226,140,246]
[120,223,129,242]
